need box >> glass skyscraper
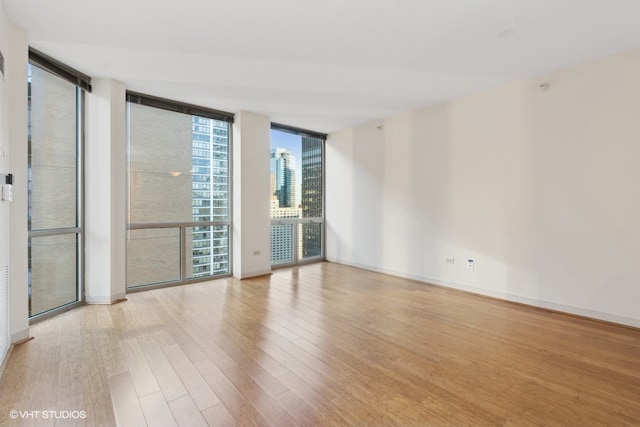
[301,135,323,258]
[270,148,296,208]
[191,117,230,277]
[270,148,299,265]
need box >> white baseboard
[327,257,640,329]
[2,329,31,378]
[10,328,30,344]
[0,344,12,379]
[234,269,272,280]
[86,293,126,305]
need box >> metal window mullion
[322,137,326,260]
[126,91,233,123]
[272,219,297,225]
[29,48,92,92]
[293,220,299,264]
[180,225,187,281]
[271,122,327,140]
[295,215,323,225]
[29,227,82,238]
[128,221,229,230]
[225,120,233,276]
[76,86,85,304]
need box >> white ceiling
[4,0,640,133]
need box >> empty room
[0,0,639,425]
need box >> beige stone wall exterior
[29,66,79,315]
[127,103,193,287]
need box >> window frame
[125,92,234,291]
[269,124,326,268]
[27,53,87,322]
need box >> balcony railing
[126,221,230,290]
[270,218,324,267]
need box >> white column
[85,79,127,303]
[7,21,30,343]
[232,111,271,278]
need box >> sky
[270,128,302,204]
[270,128,301,161]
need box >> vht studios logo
[9,410,87,420]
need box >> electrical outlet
[445,257,455,264]
[253,250,260,256]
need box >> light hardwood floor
[1,262,639,426]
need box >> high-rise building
[301,136,323,258]
[301,136,322,217]
[270,147,300,264]
[191,117,230,277]
[270,148,296,208]
[269,199,301,265]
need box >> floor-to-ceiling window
[27,49,89,319]
[126,92,233,289]
[270,124,325,266]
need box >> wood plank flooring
[1,262,639,426]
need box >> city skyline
[270,131,324,264]
[271,129,302,206]
[270,147,297,209]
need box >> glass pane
[270,129,324,266]
[270,131,301,219]
[129,105,230,224]
[128,103,230,286]
[29,234,78,316]
[129,104,194,224]
[299,222,323,260]
[28,65,78,230]
[187,225,230,279]
[271,223,295,265]
[192,117,230,223]
[127,228,181,288]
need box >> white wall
[0,2,29,358]
[0,1,11,364]
[85,79,127,304]
[327,48,640,327]
[232,111,272,278]
[7,13,28,345]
